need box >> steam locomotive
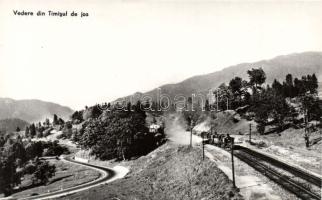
[201,131,233,149]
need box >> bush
[23,162,37,174]
[31,160,56,185]
[42,141,70,157]
[256,123,265,135]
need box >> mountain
[0,118,29,133]
[0,98,74,123]
[117,52,322,103]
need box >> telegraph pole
[203,140,205,160]
[249,123,252,144]
[201,132,207,160]
[231,137,236,188]
[226,98,229,110]
[190,119,194,147]
[216,90,219,112]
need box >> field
[9,158,101,199]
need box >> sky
[0,0,322,110]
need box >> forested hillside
[117,52,322,103]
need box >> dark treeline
[212,68,320,134]
[271,73,318,98]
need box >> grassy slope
[208,110,321,174]
[253,128,322,175]
[59,143,243,200]
[209,110,256,135]
[9,158,100,198]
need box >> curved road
[21,157,117,200]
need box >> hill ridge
[116,51,322,102]
[0,98,74,123]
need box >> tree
[217,83,233,110]
[247,68,266,89]
[71,110,84,123]
[126,102,132,112]
[29,124,36,138]
[252,85,292,133]
[285,74,293,86]
[256,123,266,135]
[31,160,56,185]
[0,140,27,196]
[58,118,65,125]
[25,141,44,160]
[75,108,162,161]
[0,157,18,196]
[229,76,243,94]
[43,141,69,156]
[301,94,322,122]
[307,73,318,94]
[284,74,295,97]
[53,114,58,125]
[45,118,50,126]
[204,99,210,111]
[229,76,247,108]
[82,105,102,120]
[25,126,30,138]
[0,137,5,147]
[269,94,291,132]
[272,79,283,96]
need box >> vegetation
[30,159,56,185]
[212,68,321,134]
[42,141,70,157]
[10,159,100,199]
[72,102,165,160]
[62,144,242,200]
[0,136,68,196]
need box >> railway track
[233,145,321,200]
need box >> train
[201,131,234,149]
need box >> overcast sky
[0,0,322,110]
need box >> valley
[0,52,321,200]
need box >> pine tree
[247,68,266,89]
[30,124,36,137]
[25,126,30,137]
[16,127,20,132]
[204,99,210,111]
[309,73,318,94]
[272,79,283,95]
[53,114,58,125]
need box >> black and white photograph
[0,0,321,199]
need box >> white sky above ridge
[0,0,322,110]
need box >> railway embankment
[57,143,243,200]
[205,144,300,200]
